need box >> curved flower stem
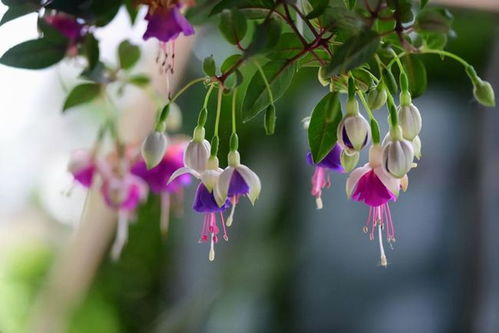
[357,90,381,144]
[420,48,470,67]
[203,84,215,110]
[231,88,238,134]
[214,84,224,138]
[255,61,275,108]
[101,89,124,156]
[169,77,206,104]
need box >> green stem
[231,88,237,134]
[214,84,224,137]
[203,84,215,109]
[420,49,469,67]
[385,90,399,129]
[169,77,206,104]
[358,90,381,144]
[255,62,275,106]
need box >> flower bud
[367,86,387,111]
[412,135,422,160]
[141,131,168,169]
[184,139,211,173]
[398,103,422,140]
[340,150,359,172]
[473,79,495,107]
[318,67,330,87]
[382,138,414,178]
[337,114,370,153]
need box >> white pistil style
[316,197,323,210]
[160,193,171,236]
[111,210,129,261]
[209,235,216,261]
[378,224,388,267]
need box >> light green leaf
[63,83,101,112]
[118,40,140,70]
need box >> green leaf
[219,9,247,45]
[267,33,303,59]
[225,70,244,89]
[421,0,429,8]
[221,54,243,72]
[84,34,100,72]
[326,30,379,75]
[128,74,150,87]
[382,67,398,95]
[242,60,296,121]
[415,7,453,33]
[63,83,102,112]
[308,92,342,163]
[245,17,281,57]
[0,3,38,26]
[210,0,274,16]
[401,55,427,98]
[0,38,67,69]
[203,55,217,76]
[420,31,447,50]
[118,40,140,70]
[344,0,357,10]
[305,0,329,19]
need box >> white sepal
[168,167,200,184]
[346,164,370,198]
[183,139,211,173]
[398,104,422,141]
[236,164,261,205]
[214,167,235,207]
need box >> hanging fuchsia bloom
[132,140,191,234]
[142,3,195,43]
[44,14,84,56]
[214,150,261,227]
[99,161,148,260]
[68,149,96,188]
[306,144,344,209]
[346,145,407,267]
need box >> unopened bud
[340,150,359,172]
[382,138,414,178]
[141,131,167,169]
[318,67,330,87]
[398,103,422,140]
[337,113,371,153]
[367,86,387,111]
[473,79,495,107]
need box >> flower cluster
[68,135,190,260]
[305,83,421,267]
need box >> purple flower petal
[193,183,230,213]
[227,170,250,196]
[351,170,396,207]
[143,5,195,43]
[306,144,344,172]
[45,15,83,42]
[73,165,95,188]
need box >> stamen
[220,212,229,241]
[199,214,209,242]
[111,210,129,261]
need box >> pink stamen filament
[363,204,395,266]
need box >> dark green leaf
[219,9,247,45]
[245,17,281,56]
[128,74,150,87]
[344,0,356,10]
[124,0,138,24]
[305,0,329,19]
[210,0,274,16]
[326,30,379,75]
[308,92,342,163]
[415,7,453,33]
[225,70,244,89]
[421,31,447,50]
[382,67,398,95]
[421,0,429,8]
[0,38,67,69]
[84,34,99,71]
[221,54,243,72]
[118,40,140,70]
[319,5,364,39]
[63,83,101,112]
[242,60,296,121]
[267,33,303,59]
[401,55,427,98]
[203,55,217,76]
[80,61,106,83]
[0,3,38,26]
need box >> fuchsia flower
[68,149,96,188]
[214,150,261,226]
[346,145,407,266]
[306,144,344,209]
[143,4,195,43]
[132,140,191,234]
[44,14,85,56]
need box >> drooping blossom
[346,145,407,267]
[306,144,344,209]
[132,139,191,234]
[398,103,422,141]
[336,112,371,153]
[44,14,85,56]
[141,1,195,43]
[214,150,261,226]
[99,160,148,261]
[68,149,96,188]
